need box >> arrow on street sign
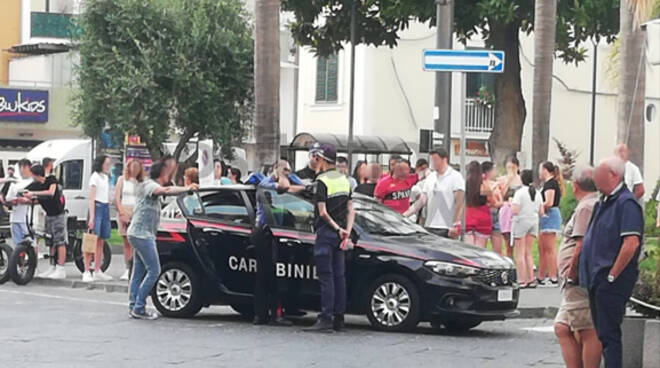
[423,49,505,73]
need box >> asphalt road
[0,283,562,368]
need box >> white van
[27,139,93,225]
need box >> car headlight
[424,260,479,277]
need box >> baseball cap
[315,143,337,163]
[309,142,322,155]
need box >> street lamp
[347,0,358,167]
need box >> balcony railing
[465,98,494,133]
[31,12,77,39]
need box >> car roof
[196,184,255,192]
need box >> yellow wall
[0,0,21,85]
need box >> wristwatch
[607,274,615,283]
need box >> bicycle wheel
[73,239,112,273]
[8,241,37,285]
[0,241,12,284]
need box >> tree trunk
[487,20,527,168]
[253,0,281,170]
[618,0,646,170]
[173,129,195,162]
[531,0,557,173]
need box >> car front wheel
[365,273,421,332]
[152,262,203,318]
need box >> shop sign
[0,88,49,122]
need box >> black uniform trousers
[588,270,636,368]
[252,225,280,320]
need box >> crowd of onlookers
[322,142,657,368]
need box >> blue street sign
[423,49,505,73]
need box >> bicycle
[8,201,112,285]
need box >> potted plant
[475,86,495,109]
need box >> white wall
[8,51,75,87]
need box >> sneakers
[48,265,66,280]
[38,265,56,278]
[303,318,334,332]
[120,269,130,281]
[129,309,159,321]
[82,271,93,283]
[94,271,113,282]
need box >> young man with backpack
[25,164,68,279]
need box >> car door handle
[279,238,302,245]
[202,228,223,235]
[74,196,86,200]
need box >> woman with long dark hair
[537,161,563,285]
[511,170,544,288]
[352,160,367,185]
[84,155,113,282]
[498,156,522,257]
[464,161,492,247]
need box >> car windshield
[352,196,428,236]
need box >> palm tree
[618,0,653,168]
[253,0,281,170]
[531,0,557,171]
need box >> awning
[9,43,73,55]
[289,132,412,155]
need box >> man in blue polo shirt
[578,157,644,368]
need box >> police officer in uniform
[253,161,305,325]
[304,144,355,332]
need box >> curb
[29,277,558,319]
[31,277,129,293]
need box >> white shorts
[511,217,538,240]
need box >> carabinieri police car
[153,186,519,332]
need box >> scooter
[8,201,112,285]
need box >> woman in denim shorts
[84,155,113,283]
[538,161,563,285]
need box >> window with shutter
[315,54,338,103]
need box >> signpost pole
[459,72,467,241]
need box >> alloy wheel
[370,282,411,327]
[156,268,193,312]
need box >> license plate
[497,288,513,302]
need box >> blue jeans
[11,222,29,247]
[93,202,111,239]
[314,226,346,321]
[128,236,161,313]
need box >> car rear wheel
[365,273,421,332]
[152,262,203,318]
[431,318,482,333]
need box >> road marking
[521,325,555,333]
[0,288,126,307]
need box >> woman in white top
[114,159,144,281]
[511,169,544,288]
[84,155,113,283]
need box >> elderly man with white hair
[578,156,644,368]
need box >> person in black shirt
[25,165,68,279]
[304,143,355,332]
[354,162,382,197]
[295,142,323,181]
[537,161,564,285]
